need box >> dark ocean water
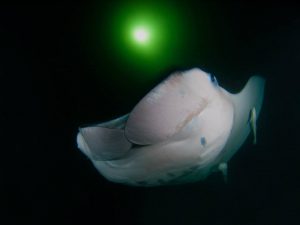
[1,2,299,225]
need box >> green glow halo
[105,2,189,78]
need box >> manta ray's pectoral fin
[78,126,132,161]
[218,162,228,183]
[249,107,257,145]
[77,114,133,161]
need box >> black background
[1,2,299,225]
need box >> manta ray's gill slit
[200,136,206,146]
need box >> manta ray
[76,68,265,186]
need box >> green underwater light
[104,2,189,79]
[132,27,150,44]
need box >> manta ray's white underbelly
[90,103,232,186]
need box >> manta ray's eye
[210,74,218,86]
